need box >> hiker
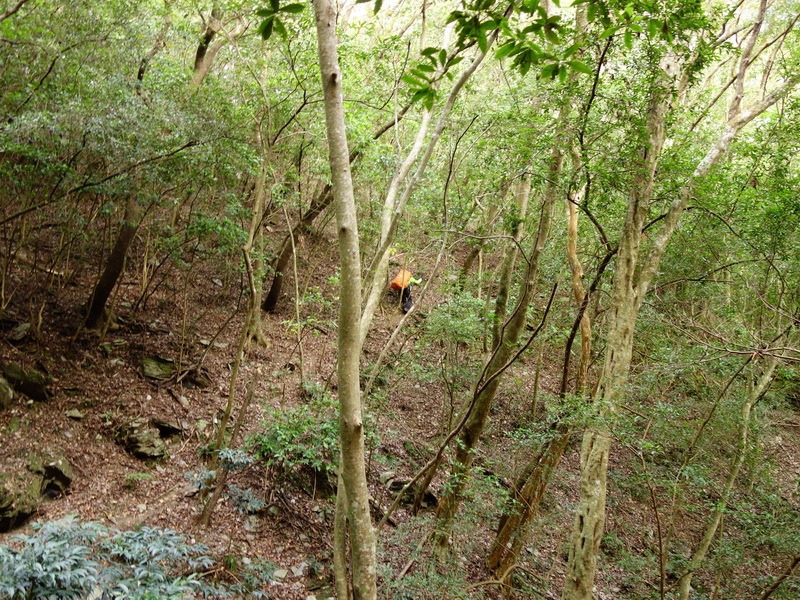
[390,269,421,313]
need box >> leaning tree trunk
[562,5,796,592]
[434,139,562,553]
[313,0,376,597]
[85,193,140,329]
[677,354,780,600]
[488,141,592,579]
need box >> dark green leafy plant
[0,516,215,599]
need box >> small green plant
[226,485,267,514]
[123,471,154,490]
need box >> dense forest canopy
[1,0,799,598]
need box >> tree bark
[85,194,140,329]
[313,0,376,596]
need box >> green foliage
[248,386,340,478]
[0,516,214,599]
[217,448,257,471]
[226,485,267,514]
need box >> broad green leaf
[270,0,279,11]
[258,17,274,40]
[600,26,617,39]
[495,41,517,60]
[567,60,593,75]
[401,74,425,86]
[281,3,305,13]
[624,29,632,49]
[273,17,287,37]
[438,48,447,66]
[476,26,488,53]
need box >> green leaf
[421,46,438,58]
[544,25,559,44]
[374,0,383,13]
[599,26,617,39]
[281,3,305,13]
[270,0,279,10]
[256,8,273,17]
[416,63,435,73]
[410,88,429,104]
[567,60,593,75]
[438,48,447,66]
[623,29,632,49]
[495,41,517,60]
[401,74,425,86]
[273,17,287,37]
[648,18,660,38]
[258,17,274,40]
[476,26,488,53]
[540,62,558,79]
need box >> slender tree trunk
[677,356,779,599]
[492,172,531,348]
[85,193,140,329]
[435,141,562,552]
[313,0,376,596]
[562,5,795,591]
[488,145,591,578]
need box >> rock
[243,515,262,533]
[0,376,13,409]
[116,419,167,460]
[0,452,73,531]
[8,322,30,343]
[292,562,308,577]
[1,363,53,402]
[6,416,20,434]
[0,471,41,532]
[28,453,74,499]
[182,366,211,389]
[273,569,289,580]
[65,409,85,420]
[141,355,175,380]
[379,470,396,485]
[151,418,182,438]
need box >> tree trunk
[313,0,376,596]
[85,193,140,329]
[562,6,795,590]
[677,355,779,599]
[488,146,591,577]
[492,172,531,348]
[435,141,562,552]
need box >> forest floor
[1,227,799,600]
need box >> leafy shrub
[226,485,267,515]
[248,386,340,478]
[0,516,214,599]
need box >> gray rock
[116,419,167,460]
[65,409,85,420]
[273,569,289,580]
[1,363,53,402]
[141,356,175,380]
[0,470,41,532]
[28,453,74,498]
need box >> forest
[1,0,799,598]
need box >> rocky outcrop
[1,362,53,402]
[0,452,74,532]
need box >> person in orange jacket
[390,269,421,313]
